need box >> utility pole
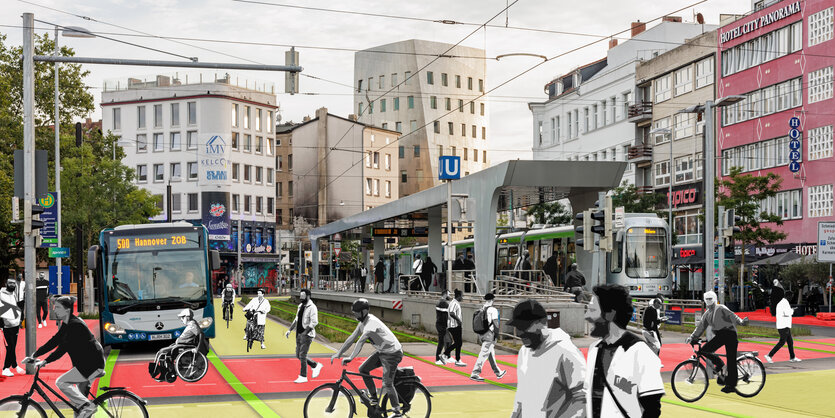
[54,27,63,295]
[718,206,725,298]
[704,100,718,305]
[22,13,38,373]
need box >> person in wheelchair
[151,309,206,382]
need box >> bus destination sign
[108,231,201,253]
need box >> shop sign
[720,1,801,44]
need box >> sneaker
[14,366,24,375]
[2,368,13,377]
[42,321,47,327]
[720,386,736,394]
[390,411,404,418]
[717,374,725,386]
[660,364,665,369]
[312,363,323,378]
[469,374,484,382]
[435,360,445,365]
[496,370,507,380]
[243,335,247,340]
[293,376,308,383]
[78,402,97,418]
[439,354,449,363]
[261,343,266,349]
[790,357,802,362]
[454,361,467,367]
[764,355,773,364]
[38,324,42,329]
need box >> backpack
[472,307,490,335]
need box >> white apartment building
[101,72,280,276]
[529,19,718,186]
[354,39,489,197]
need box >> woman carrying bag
[243,289,271,349]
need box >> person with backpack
[470,293,506,382]
[222,283,236,320]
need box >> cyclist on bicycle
[25,296,104,418]
[332,299,404,417]
[686,291,749,394]
[222,283,236,320]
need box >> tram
[384,213,671,297]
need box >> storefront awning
[673,255,705,265]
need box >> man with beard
[510,299,585,418]
[584,284,663,418]
[686,291,748,394]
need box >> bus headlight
[104,322,126,335]
[199,317,213,329]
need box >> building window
[654,161,670,186]
[380,99,386,113]
[373,152,380,168]
[654,74,671,103]
[256,136,263,154]
[480,102,485,116]
[410,120,417,132]
[366,151,372,167]
[695,153,703,179]
[809,184,833,217]
[483,150,487,162]
[674,155,694,184]
[414,145,420,157]
[393,97,399,111]
[169,103,179,127]
[761,189,803,220]
[458,99,464,112]
[288,154,293,170]
[187,102,196,125]
[473,148,478,162]
[171,193,181,213]
[267,197,273,215]
[113,108,121,130]
[401,170,407,183]
[187,131,197,150]
[188,193,198,212]
[232,163,239,181]
[809,66,833,104]
[232,194,240,213]
[470,102,475,114]
[255,196,263,214]
[365,178,372,195]
[256,109,262,131]
[427,71,434,85]
[170,132,181,151]
[399,146,404,158]
[404,71,411,85]
[154,164,164,182]
[385,154,391,170]
[478,79,484,92]
[430,96,437,109]
[461,123,466,137]
[809,125,834,160]
[463,147,468,161]
[674,66,693,96]
[408,96,415,109]
[136,165,147,182]
[255,166,263,184]
[277,182,282,198]
[357,79,363,92]
[188,162,198,180]
[378,75,385,89]
[653,117,671,144]
[153,133,163,151]
[809,7,834,47]
[136,134,147,152]
[153,104,162,128]
[451,146,456,156]
[391,73,398,86]
[695,57,714,89]
[137,106,146,129]
[243,106,250,129]
[441,73,448,86]
[455,75,461,88]
[673,211,703,245]
[373,178,380,196]
[385,181,391,198]
[395,121,402,133]
[471,125,477,138]
[482,127,486,140]
[232,132,239,150]
[244,195,251,214]
[448,122,454,135]
[433,121,440,133]
[467,77,473,90]
[277,209,283,224]
[244,164,251,182]
[267,168,273,184]
[673,113,693,140]
[244,134,252,152]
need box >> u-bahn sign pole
[21,12,302,373]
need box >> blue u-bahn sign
[438,156,461,180]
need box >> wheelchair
[149,332,209,383]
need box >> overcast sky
[6,0,752,164]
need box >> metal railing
[630,297,705,327]
[399,275,426,293]
[628,144,653,160]
[628,101,653,119]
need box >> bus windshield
[103,229,207,308]
[625,228,668,278]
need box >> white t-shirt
[447,299,462,328]
[357,314,402,354]
[776,298,793,329]
[413,259,423,274]
[244,297,270,326]
[484,303,499,332]
[585,335,665,418]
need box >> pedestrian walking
[36,272,49,328]
[14,274,25,323]
[470,293,506,382]
[1,278,23,377]
[585,284,664,417]
[510,299,586,418]
[375,257,385,294]
[360,264,368,293]
[443,289,466,366]
[243,289,270,349]
[386,258,396,293]
[286,289,323,383]
[434,290,451,365]
[544,250,560,288]
[642,298,667,359]
[516,251,533,282]
[565,264,586,302]
[411,255,424,291]
[421,256,437,291]
[770,279,785,317]
[765,290,801,363]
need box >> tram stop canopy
[309,159,626,293]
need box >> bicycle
[303,362,431,418]
[671,340,766,402]
[0,358,148,417]
[222,300,233,328]
[244,312,257,352]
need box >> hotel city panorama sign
[720,1,801,44]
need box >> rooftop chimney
[302,116,311,122]
[662,16,682,23]
[608,38,619,49]
[631,21,646,37]
[348,114,358,121]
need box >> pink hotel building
[717,0,835,256]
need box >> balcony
[628,144,653,166]
[628,101,653,123]
[636,186,655,194]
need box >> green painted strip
[660,397,754,417]
[524,230,574,241]
[97,349,119,397]
[402,352,517,391]
[796,339,835,347]
[739,338,835,354]
[207,348,280,418]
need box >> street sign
[438,156,461,180]
[818,221,835,262]
[334,247,341,258]
[789,161,801,172]
[333,241,341,249]
[614,206,625,228]
[789,116,801,128]
[48,247,69,258]
[38,191,58,248]
[789,128,800,139]
[789,139,801,150]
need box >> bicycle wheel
[671,360,708,402]
[175,350,209,383]
[0,395,47,417]
[735,356,766,398]
[94,389,149,418]
[303,383,354,418]
[381,383,431,418]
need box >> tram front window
[625,228,667,278]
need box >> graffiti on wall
[243,263,278,293]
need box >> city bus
[385,214,671,297]
[87,222,221,346]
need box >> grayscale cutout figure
[765,290,801,364]
[287,288,323,383]
[470,292,507,382]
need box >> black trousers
[435,325,447,361]
[699,329,738,387]
[444,326,463,361]
[3,327,19,369]
[17,302,25,321]
[768,328,796,359]
[359,277,366,293]
[36,299,48,323]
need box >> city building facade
[717,0,834,258]
[354,39,489,197]
[101,72,280,291]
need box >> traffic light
[590,196,613,252]
[575,210,593,251]
[722,208,741,246]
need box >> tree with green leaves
[611,181,663,215]
[717,166,787,310]
[525,200,572,226]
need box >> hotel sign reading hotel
[720,1,801,44]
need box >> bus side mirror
[87,246,100,273]
[210,250,221,270]
[615,230,624,243]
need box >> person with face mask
[286,289,322,383]
[332,298,404,417]
[584,284,664,418]
[1,279,24,377]
[509,299,585,418]
[686,291,749,394]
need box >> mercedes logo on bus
[155,322,164,330]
